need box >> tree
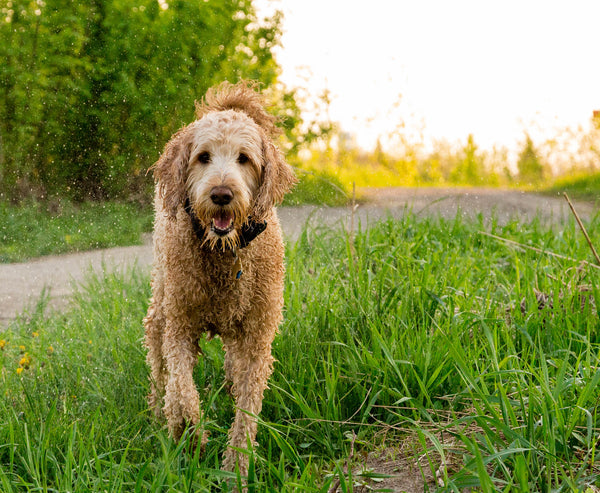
[450,134,483,185]
[517,134,544,186]
[0,0,284,201]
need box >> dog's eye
[198,152,210,164]
[237,153,249,164]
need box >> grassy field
[545,172,600,202]
[283,167,349,207]
[1,212,600,491]
[0,201,154,263]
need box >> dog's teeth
[212,211,234,231]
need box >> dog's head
[152,82,296,249]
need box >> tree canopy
[0,0,282,201]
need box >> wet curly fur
[143,81,296,476]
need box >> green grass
[1,212,600,491]
[0,201,154,263]
[544,172,600,202]
[283,168,349,207]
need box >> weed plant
[1,212,599,491]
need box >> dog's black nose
[210,186,233,205]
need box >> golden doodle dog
[143,81,296,474]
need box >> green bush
[0,0,281,201]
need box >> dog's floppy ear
[252,136,297,221]
[150,127,191,218]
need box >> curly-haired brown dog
[143,81,296,475]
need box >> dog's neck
[183,197,267,250]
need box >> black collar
[184,197,267,249]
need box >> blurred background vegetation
[0,0,598,209]
[0,0,302,202]
[297,114,600,199]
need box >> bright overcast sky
[256,0,600,152]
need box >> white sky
[257,0,600,153]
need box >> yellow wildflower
[16,367,23,375]
[0,339,6,349]
[19,353,31,368]
[47,345,54,355]
[19,345,25,353]
[32,331,39,338]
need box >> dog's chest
[189,250,256,330]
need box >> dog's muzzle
[184,197,267,249]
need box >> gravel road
[1,188,596,323]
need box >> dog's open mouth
[211,210,234,236]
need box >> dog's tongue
[214,211,233,230]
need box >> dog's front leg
[221,332,275,476]
[144,296,167,418]
[162,321,207,447]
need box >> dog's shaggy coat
[143,82,296,475]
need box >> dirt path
[1,188,596,323]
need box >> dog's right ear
[150,127,190,218]
[251,136,297,222]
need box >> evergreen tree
[517,134,544,185]
[450,134,482,184]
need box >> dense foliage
[0,0,282,201]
